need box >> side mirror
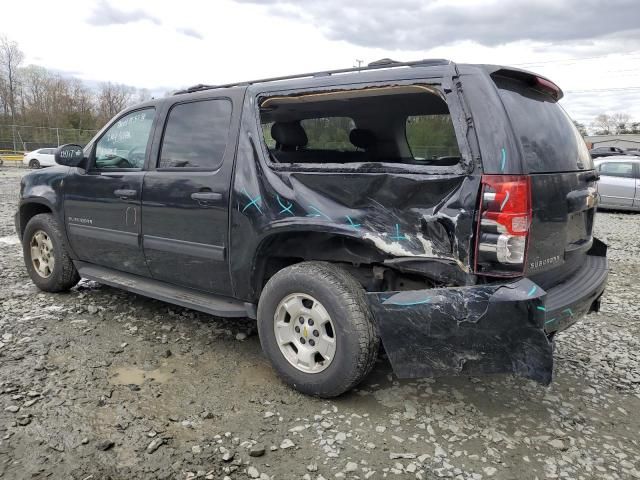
[55,144,87,168]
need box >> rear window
[598,162,634,178]
[494,76,593,173]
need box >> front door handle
[114,189,137,199]
[191,192,222,201]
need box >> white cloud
[1,0,639,125]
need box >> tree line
[573,114,639,137]
[0,35,149,147]
[588,113,640,136]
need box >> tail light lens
[475,175,532,276]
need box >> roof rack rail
[174,58,452,95]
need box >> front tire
[23,213,80,292]
[29,159,40,169]
[257,262,379,397]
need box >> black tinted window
[159,99,232,169]
[599,162,634,178]
[494,77,593,173]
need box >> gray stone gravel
[0,167,639,479]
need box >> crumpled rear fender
[366,278,553,384]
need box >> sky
[2,0,640,127]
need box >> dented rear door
[489,74,597,285]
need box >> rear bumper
[366,238,608,385]
[542,240,608,333]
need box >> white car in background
[23,148,58,169]
[595,156,640,211]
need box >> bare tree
[591,114,613,135]
[591,113,633,135]
[0,35,25,124]
[610,112,631,134]
[96,82,135,127]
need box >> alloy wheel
[273,293,337,374]
[30,230,55,278]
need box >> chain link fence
[0,124,97,153]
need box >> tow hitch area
[367,278,553,384]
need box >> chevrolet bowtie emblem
[303,326,308,338]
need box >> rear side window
[406,115,460,160]
[159,99,232,169]
[599,162,634,178]
[259,85,461,168]
[494,76,593,173]
[300,117,357,151]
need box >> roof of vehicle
[102,59,561,132]
[174,58,454,95]
[170,58,561,99]
[594,155,640,162]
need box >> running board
[75,261,253,318]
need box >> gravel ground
[0,167,639,480]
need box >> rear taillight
[475,175,532,276]
[534,77,561,100]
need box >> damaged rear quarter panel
[229,80,481,301]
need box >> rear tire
[29,159,40,169]
[257,261,379,397]
[23,213,80,292]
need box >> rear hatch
[489,72,597,287]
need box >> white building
[585,134,640,150]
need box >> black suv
[15,59,608,397]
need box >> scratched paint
[367,278,554,384]
[306,205,331,220]
[230,88,479,303]
[345,216,361,230]
[241,188,263,214]
[276,195,294,216]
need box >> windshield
[494,76,593,173]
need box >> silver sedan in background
[595,156,640,211]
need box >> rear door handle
[114,189,137,199]
[191,192,222,201]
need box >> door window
[406,115,461,160]
[599,162,634,178]
[94,108,155,169]
[158,99,232,170]
[300,117,357,151]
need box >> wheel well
[20,203,52,237]
[250,231,451,302]
[251,231,388,300]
